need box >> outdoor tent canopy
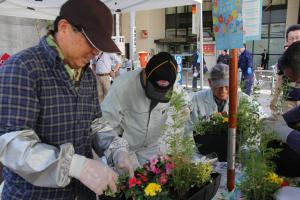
[0,0,198,20]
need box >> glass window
[166,14,177,29]
[261,24,269,38]
[166,29,176,38]
[177,13,192,28]
[177,6,185,14]
[263,0,286,6]
[177,29,187,38]
[269,38,285,54]
[166,7,176,14]
[270,23,285,37]
[272,0,287,5]
[270,10,286,23]
[253,39,268,54]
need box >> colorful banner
[212,0,243,50]
[243,0,262,41]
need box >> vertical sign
[243,0,262,41]
[175,55,183,85]
[212,0,243,50]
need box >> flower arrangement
[193,111,229,136]
[124,155,175,200]
[105,90,220,200]
[193,96,262,161]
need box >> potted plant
[104,91,221,200]
[193,96,261,161]
[238,133,291,200]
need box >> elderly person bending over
[96,52,189,177]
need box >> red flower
[280,181,289,187]
[128,176,142,188]
[137,173,148,183]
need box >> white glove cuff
[69,154,86,179]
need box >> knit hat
[145,52,178,102]
[209,63,229,87]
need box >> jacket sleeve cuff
[286,130,300,154]
[283,106,300,124]
[69,154,86,179]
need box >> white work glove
[113,150,135,177]
[69,154,118,195]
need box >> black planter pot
[98,193,125,200]
[186,172,221,200]
[194,130,235,162]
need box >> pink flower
[166,162,175,174]
[158,172,168,185]
[150,164,161,174]
[149,157,158,166]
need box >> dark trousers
[241,75,253,95]
[268,140,300,177]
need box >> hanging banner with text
[243,0,262,41]
[212,0,243,50]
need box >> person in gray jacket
[100,52,182,176]
[185,63,256,136]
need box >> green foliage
[193,112,228,136]
[238,132,282,200]
[167,90,213,199]
[275,77,293,114]
[193,95,262,149]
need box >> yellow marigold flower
[223,117,229,123]
[144,183,162,197]
[266,172,284,185]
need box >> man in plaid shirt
[0,0,120,199]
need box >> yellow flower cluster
[223,117,229,123]
[144,183,162,197]
[266,172,284,185]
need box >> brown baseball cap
[60,0,120,53]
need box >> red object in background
[203,44,215,55]
[138,51,148,68]
[0,53,10,66]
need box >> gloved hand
[69,154,118,195]
[113,150,135,177]
[247,67,252,75]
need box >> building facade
[121,0,299,69]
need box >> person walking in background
[92,52,122,103]
[0,0,119,199]
[217,49,229,65]
[192,48,206,91]
[260,49,269,70]
[238,43,254,96]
